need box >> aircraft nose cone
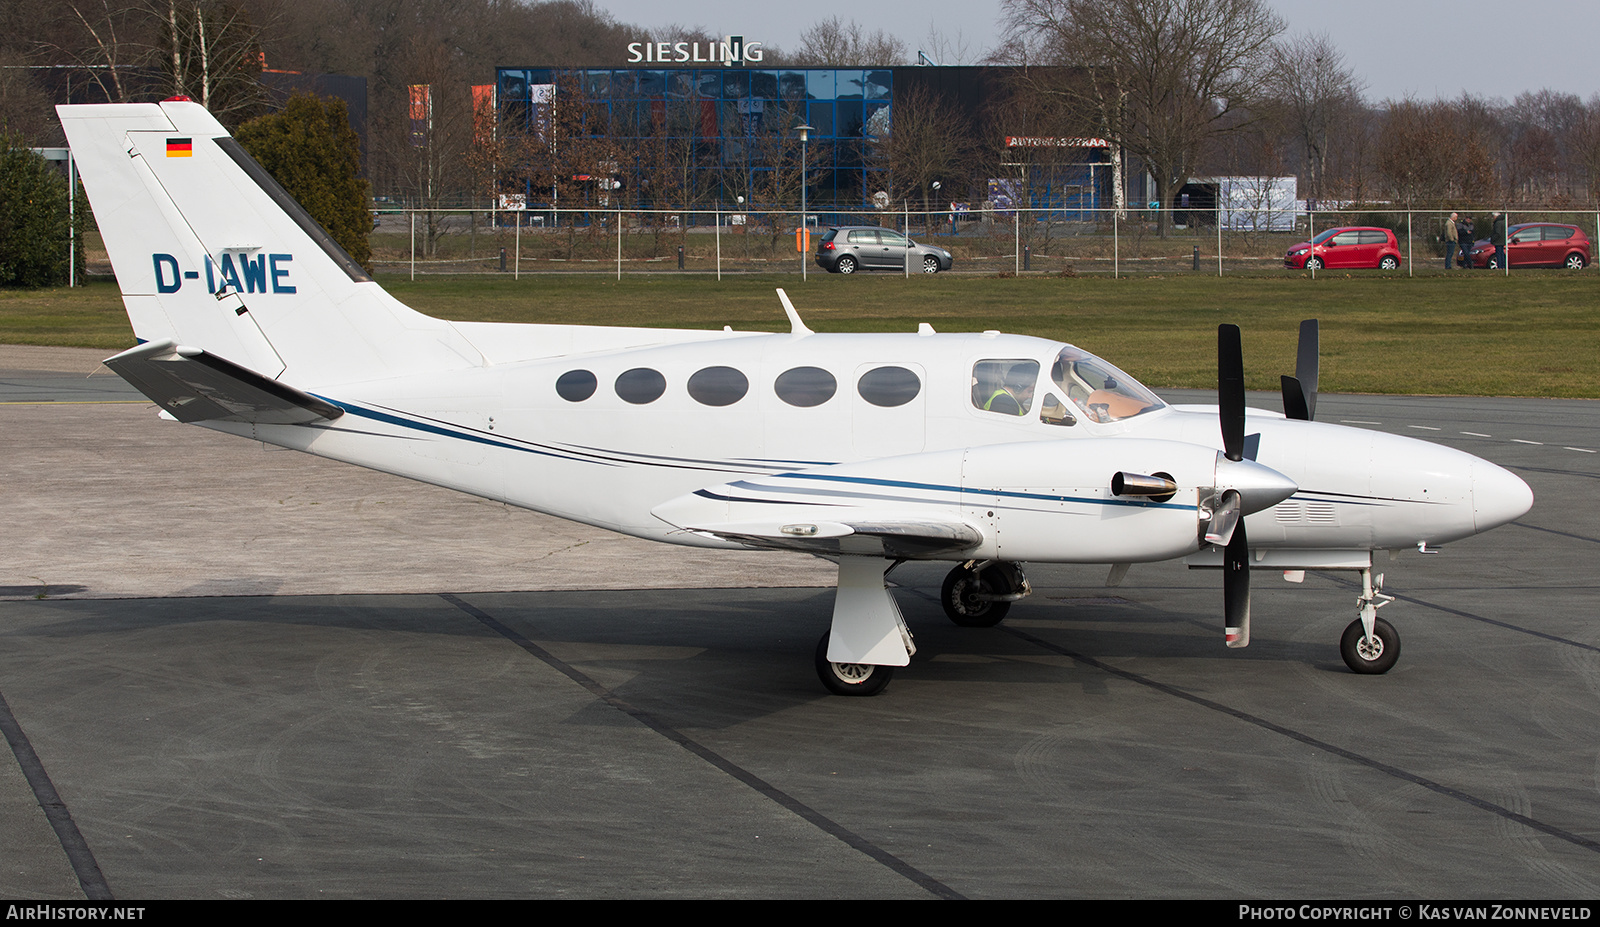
[1472,459,1533,532]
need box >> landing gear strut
[1341,568,1399,674]
[940,561,1030,627]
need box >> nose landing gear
[1341,569,1399,674]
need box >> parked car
[815,226,954,274]
[1285,227,1402,270]
[1469,222,1590,269]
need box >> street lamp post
[797,124,814,281]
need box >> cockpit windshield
[1049,346,1166,423]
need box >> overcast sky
[587,0,1600,105]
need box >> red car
[1285,227,1402,270]
[1470,223,1590,269]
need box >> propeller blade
[1219,324,1245,461]
[1281,375,1310,421]
[1224,517,1251,648]
[1204,489,1241,546]
[1293,319,1319,420]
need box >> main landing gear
[812,558,1033,695]
[1340,568,1399,674]
[939,561,1031,627]
[814,631,894,696]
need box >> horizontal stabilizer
[103,340,344,424]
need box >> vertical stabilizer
[58,101,482,387]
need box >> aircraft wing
[670,517,982,558]
[104,339,344,425]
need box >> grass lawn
[3,271,1596,397]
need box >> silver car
[815,226,954,274]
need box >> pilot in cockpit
[983,368,1035,416]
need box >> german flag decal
[166,138,192,157]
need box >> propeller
[1280,319,1319,421]
[1217,324,1251,647]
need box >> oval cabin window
[555,369,597,402]
[686,366,749,406]
[856,366,921,408]
[774,366,837,407]
[615,368,667,404]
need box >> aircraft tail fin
[57,101,482,388]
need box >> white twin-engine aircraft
[60,100,1534,695]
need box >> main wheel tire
[1305,257,1323,270]
[1379,255,1399,270]
[1566,252,1587,269]
[940,563,1018,627]
[1340,617,1401,675]
[837,255,857,275]
[815,632,893,696]
[922,255,940,274]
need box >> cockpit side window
[1050,346,1165,423]
[971,359,1038,416]
[1039,393,1076,426]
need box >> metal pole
[1113,207,1119,279]
[798,124,813,282]
[1408,207,1414,276]
[68,149,76,287]
[1216,204,1223,277]
[1309,208,1315,280]
[904,203,910,277]
[410,211,416,281]
[514,215,520,280]
[1014,211,1020,275]
[716,205,721,282]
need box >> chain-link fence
[368,205,1600,277]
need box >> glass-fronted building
[495,65,1111,215]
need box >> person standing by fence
[1444,212,1459,269]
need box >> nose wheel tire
[815,632,893,696]
[1340,617,1400,674]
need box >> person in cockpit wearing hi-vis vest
[984,369,1035,416]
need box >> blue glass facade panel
[494,64,1110,215]
[496,65,895,208]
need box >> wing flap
[103,339,343,424]
[681,518,982,558]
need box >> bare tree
[155,0,270,124]
[999,0,1285,236]
[790,16,908,67]
[870,83,979,224]
[1375,97,1497,205]
[1270,31,1364,202]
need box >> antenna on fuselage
[775,288,813,335]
